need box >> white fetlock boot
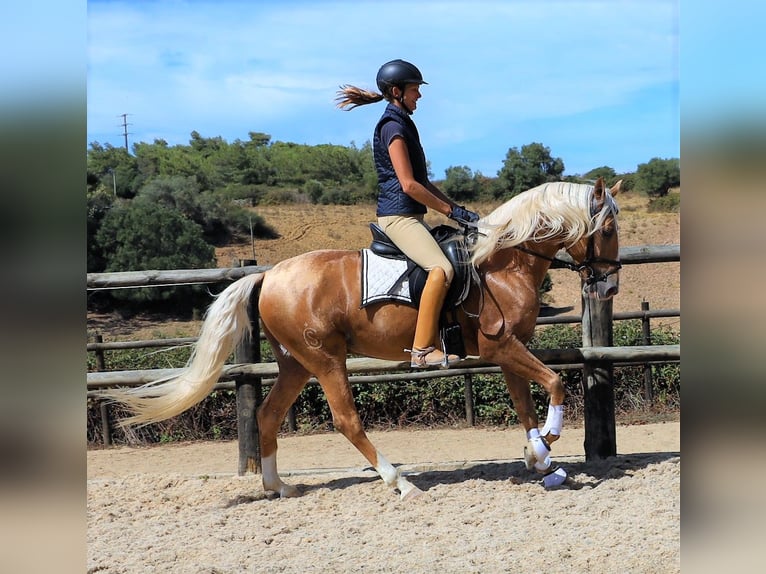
[523,428,567,488]
[374,451,424,501]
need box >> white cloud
[87,0,679,174]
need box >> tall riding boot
[410,268,461,368]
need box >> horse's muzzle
[582,275,619,300]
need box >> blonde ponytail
[335,85,385,110]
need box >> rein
[512,193,622,286]
[458,192,621,319]
[513,239,621,286]
[460,242,620,320]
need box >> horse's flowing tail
[104,273,265,427]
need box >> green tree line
[87,131,679,285]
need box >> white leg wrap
[525,428,552,472]
[261,453,300,498]
[373,452,399,487]
[542,467,568,488]
[525,427,568,487]
[374,451,422,500]
[540,404,564,437]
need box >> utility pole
[119,113,131,151]
[108,168,116,197]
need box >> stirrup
[408,346,460,369]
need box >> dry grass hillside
[88,191,680,339]
[218,191,680,318]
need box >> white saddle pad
[360,249,413,307]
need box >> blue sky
[2,1,763,179]
[86,0,681,178]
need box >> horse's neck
[480,241,559,283]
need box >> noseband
[513,241,620,285]
[577,234,622,286]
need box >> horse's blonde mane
[470,181,618,266]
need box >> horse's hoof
[279,484,303,498]
[523,446,536,471]
[399,483,424,501]
[541,467,567,489]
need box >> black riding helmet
[376,59,428,93]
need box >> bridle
[459,191,621,319]
[512,199,622,286]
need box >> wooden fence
[87,244,680,468]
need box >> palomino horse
[105,177,620,499]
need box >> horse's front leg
[497,339,568,488]
[502,367,568,488]
[495,337,565,442]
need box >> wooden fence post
[94,334,112,446]
[641,301,654,405]
[99,398,112,447]
[94,334,106,371]
[287,405,297,432]
[581,285,616,460]
[234,262,262,474]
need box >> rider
[336,59,479,368]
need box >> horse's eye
[601,225,615,238]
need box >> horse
[104,177,621,499]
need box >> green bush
[96,200,216,273]
[635,157,680,197]
[258,187,309,204]
[87,344,193,372]
[647,193,680,213]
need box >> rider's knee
[429,265,453,287]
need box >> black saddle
[368,223,473,309]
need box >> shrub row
[87,321,680,446]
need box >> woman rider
[336,59,479,368]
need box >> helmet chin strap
[393,87,413,115]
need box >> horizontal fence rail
[87,265,271,290]
[87,345,680,389]
[86,245,680,290]
[88,361,680,396]
[87,243,680,459]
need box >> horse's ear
[592,177,606,203]
[609,179,622,197]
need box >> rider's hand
[449,205,480,224]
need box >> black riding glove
[449,205,480,224]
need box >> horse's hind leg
[315,362,423,500]
[257,356,311,498]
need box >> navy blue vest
[373,104,429,216]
